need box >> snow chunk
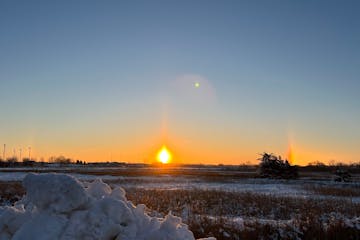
[0,173,215,240]
[110,186,127,201]
[86,178,112,199]
[0,206,30,238]
[23,173,88,214]
[13,213,67,240]
[146,213,195,240]
[62,197,136,239]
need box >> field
[1,165,360,240]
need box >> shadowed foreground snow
[0,173,215,240]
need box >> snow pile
[0,173,215,240]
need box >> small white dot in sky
[194,82,200,88]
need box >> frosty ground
[0,166,359,240]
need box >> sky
[0,0,359,165]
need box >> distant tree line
[0,157,37,167]
[0,155,86,167]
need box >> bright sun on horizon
[157,146,172,164]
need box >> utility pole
[28,147,31,160]
[19,148,22,162]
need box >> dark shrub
[258,152,298,179]
[334,169,351,182]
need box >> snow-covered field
[0,168,359,239]
[1,171,359,201]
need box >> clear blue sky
[1,0,359,164]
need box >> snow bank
[0,173,215,240]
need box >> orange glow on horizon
[157,146,172,164]
[22,131,358,166]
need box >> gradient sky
[1,0,359,165]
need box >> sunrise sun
[157,146,172,164]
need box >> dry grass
[303,184,360,197]
[0,181,25,204]
[125,188,360,219]
[169,213,360,240]
[124,188,360,240]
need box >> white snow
[22,173,89,214]
[0,173,215,240]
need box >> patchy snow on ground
[1,171,359,202]
[0,173,215,240]
[0,172,120,182]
